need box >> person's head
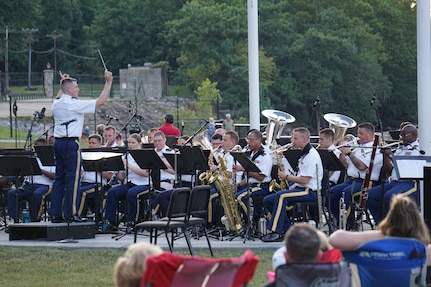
[290,127,310,150]
[96,124,106,136]
[178,135,190,146]
[33,138,47,148]
[209,117,214,124]
[284,223,322,263]
[214,128,226,136]
[211,133,223,150]
[61,77,79,98]
[357,122,375,144]
[246,129,263,151]
[399,124,418,144]
[318,128,335,149]
[223,131,239,151]
[153,131,166,151]
[88,134,103,148]
[104,125,118,144]
[164,114,174,124]
[226,113,231,120]
[147,128,158,144]
[116,133,123,145]
[48,135,55,145]
[113,242,163,287]
[127,133,142,150]
[379,194,431,244]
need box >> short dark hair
[212,133,223,141]
[285,223,321,263]
[319,128,334,141]
[358,122,375,134]
[165,114,174,123]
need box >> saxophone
[269,150,288,192]
[209,154,243,232]
[199,149,214,184]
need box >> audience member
[158,114,181,137]
[207,117,216,141]
[114,242,163,287]
[222,113,235,131]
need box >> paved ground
[0,219,284,252]
[0,98,54,118]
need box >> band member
[103,125,124,147]
[262,127,323,242]
[367,124,421,224]
[50,70,113,223]
[234,129,272,221]
[76,134,115,219]
[329,122,383,228]
[7,138,55,222]
[318,128,342,185]
[104,133,150,229]
[207,131,240,226]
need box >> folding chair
[133,187,192,254]
[186,185,214,256]
[141,249,259,287]
[342,237,427,287]
[274,261,351,287]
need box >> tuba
[323,113,357,142]
[262,110,295,150]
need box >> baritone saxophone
[209,155,243,232]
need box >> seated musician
[367,123,421,224]
[7,138,55,222]
[103,125,124,147]
[329,122,383,228]
[76,134,116,221]
[262,127,323,242]
[103,133,150,230]
[233,129,272,223]
[318,128,342,185]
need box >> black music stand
[129,149,167,225]
[194,147,211,171]
[229,151,260,243]
[34,145,55,166]
[82,151,124,232]
[283,149,302,172]
[0,155,42,224]
[164,152,194,186]
[316,149,346,234]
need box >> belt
[348,176,363,181]
[55,137,79,140]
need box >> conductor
[50,70,113,223]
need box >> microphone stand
[181,121,208,147]
[24,111,40,150]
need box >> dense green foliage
[0,0,417,130]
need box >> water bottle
[21,202,30,223]
[258,216,267,235]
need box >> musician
[233,129,272,221]
[329,122,383,228]
[103,125,124,147]
[367,124,421,224]
[145,128,158,144]
[262,127,323,242]
[76,134,115,219]
[7,138,55,222]
[104,133,150,230]
[50,70,113,223]
[158,114,181,137]
[318,128,342,185]
[211,133,224,159]
[207,131,240,227]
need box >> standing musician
[50,70,112,223]
[262,127,323,242]
[207,131,240,227]
[76,134,115,220]
[7,138,55,222]
[103,133,150,230]
[233,129,273,221]
[367,124,421,224]
[329,122,383,228]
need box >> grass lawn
[0,246,273,287]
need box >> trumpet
[329,136,359,151]
[269,143,294,154]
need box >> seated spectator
[114,242,163,287]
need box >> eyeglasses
[400,133,411,138]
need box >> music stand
[34,145,55,166]
[392,156,431,180]
[129,149,167,223]
[229,151,260,243]
[0,155,42,224]
[82,151,124,231]
[283,149,302,171]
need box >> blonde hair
[114,242,163,287]
[379,194,431,244]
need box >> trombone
[329,137,359,152]
[269,143,294,154]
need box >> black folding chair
[133,187,192,254]
[186,185,214,256]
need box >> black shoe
[72,215,84,222]
[261,232,284,243]
[51,216,64,223]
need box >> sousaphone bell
[262,109,296,149]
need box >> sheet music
[393,156,431,179]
